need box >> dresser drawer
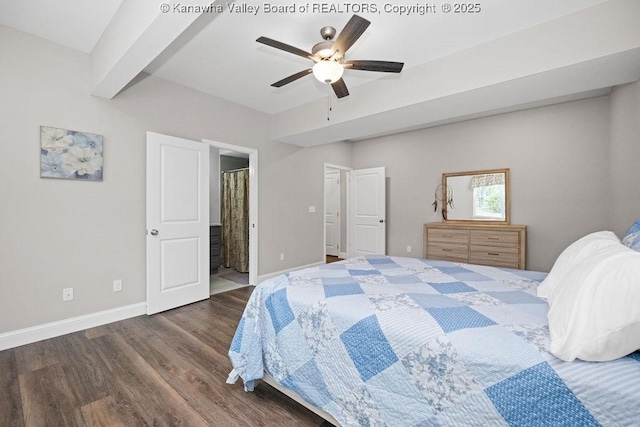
[424,223,526,269]
[470,245,519,268]
[427,243,469,262]
[428,228,469,244]
[470,230,519,246]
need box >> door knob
[150,229,159,235]
[379,219,384,223]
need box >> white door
[325,170,340,257]
[146,132,209,315]
[348,167,386,257]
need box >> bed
[227,255,640,426]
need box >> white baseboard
[339,252,348,259]
[0,302,147,351]
[2,261,332,351]
[257,261,325,284]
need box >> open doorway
[323,164,387,264]
[324,164,350,264]
[205,139,258,295]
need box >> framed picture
[40,126,103,181]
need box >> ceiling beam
[270,0,640,146]
[91,0,213,98]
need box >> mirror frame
[442,168,510,224]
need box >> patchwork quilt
[228,256,640,426]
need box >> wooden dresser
[424,222,527,269]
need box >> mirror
[442,168,510,223]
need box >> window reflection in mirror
[472,174,505,219]
[443,169,510,223]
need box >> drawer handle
[443,234,453,237]
[442,249,453,252]
[488,252,500,256]
[488,237,499,240]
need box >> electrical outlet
[280,252,285,261]
[407,245,412,253]
[113,279,123,292]
[308,206,316,213]
[63,287,74,301]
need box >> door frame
[204,139,258,286]
[323,163,351,262]
[324,168,340,257]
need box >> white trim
[262,374,340,426]
[203,139,259,286]
[0,302,146,351]
[339,251,348,259]
[324,169,340,257]
[257,261,324,284]
[323,163,352,263]
[324,163,352,172]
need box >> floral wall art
[40,126,103,181]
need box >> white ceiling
[0,0,124,53]
[144,0,609,114]
[1,0,638,147]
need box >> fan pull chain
[327,84,332,121]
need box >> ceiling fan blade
[333,15,370,56]
[271,69,313,87]
[331,78,349,98]
[344,60,404,73]
[257,36,313,60]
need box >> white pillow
[547,243,640,362]
[537,231,620,298]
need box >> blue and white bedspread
[228,256,640,426]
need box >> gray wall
[259,142,352,272]
[0,25,349,334]
[609,82,640,236]
[1,23,637,339]
[351,96,613,272]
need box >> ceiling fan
[257,15,404,99]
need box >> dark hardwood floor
[0,287,332,426]
[325,256,342,264]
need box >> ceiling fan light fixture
[312,41,336,59]
[312,60,344,84]
[258,15,403,99]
